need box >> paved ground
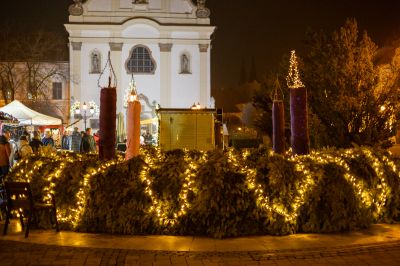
[1,239,400,265]
[1,221,400,265]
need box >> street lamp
[75,101,95,130]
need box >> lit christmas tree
[287,50,305,89]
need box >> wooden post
[125,95,141,160]
[99,86,117,160]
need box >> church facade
[65,0,215,128]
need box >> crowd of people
[61,127,98,153]
[0,127,98,179]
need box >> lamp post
[75,102,95,130]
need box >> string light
[123,77,138,108]
[140,148,206,226]
[8,146,400,230]
[70,101,81,117]
[57,154,124,227]
[287,50,304,89]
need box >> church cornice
[65,17,215,34]
[68,15,211,27]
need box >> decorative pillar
[272,85,285,154]
[126,93,141,160]
[159,43,172,107]
[71,41,82,108]
[109,42,123,114]
[199,44,209,107]
[287,50,309,155]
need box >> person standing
[0,134,11,178]
[69,127,82,153]
[3,130,16,167]
[93,130,100,151]
[42,131,55,147]
[29,131,44,153]
[80,128,96,153]
[61,131,70,150]
[17,135,33,159]
[22,130,31,143]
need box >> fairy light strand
[8,146,400,230]
[287,50,304,89]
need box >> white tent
[0,100,62,126]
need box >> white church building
[65,0,215,129]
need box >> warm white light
[128,94,138,102]
[191,103,201,110]
[82,102,87,110]
[124,78,138,107]
[75,107,80,114]
[89,106,95,114]
[287,50,304,89]
[380,105,386,112]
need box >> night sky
[1,0,400,90]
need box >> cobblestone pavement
[1,239,400,265]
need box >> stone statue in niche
[91,53,100,73]
[181,54,190,74]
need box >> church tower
[65,0,215,127]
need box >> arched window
[126,45,156,74]
[90,50,102,74]
[180,52,191,74]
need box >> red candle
[290,87,309,155]
[125,96,141,160]
[99,86,117,160]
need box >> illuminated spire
[286,50,304,89]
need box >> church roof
[68,0,211,26]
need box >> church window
[90,50,102,74]
[126,45,156,74]
[52,82,62,100]
[180,52,191,74]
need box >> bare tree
[0,27,68,117]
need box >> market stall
[0,111,19,134]
[0,100,62,144]
[0,100,61,126]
